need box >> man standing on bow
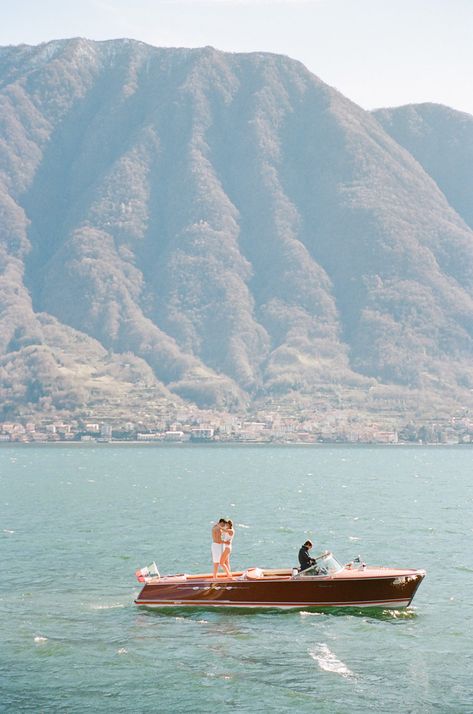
[211,518,227,579]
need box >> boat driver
[298,540,316,571]
[211,518,227,579]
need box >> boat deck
[141,566,422,585]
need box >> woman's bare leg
[220,548,233,578]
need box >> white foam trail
[309,643,355,679]
[236,523,250,528]
[89,603,125,610]
[117,648,127,655]
[299,611,323,617]
[3,529,14,534]
[34,636,48,643]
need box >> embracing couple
[211,518,235,579]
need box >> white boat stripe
[135,598,411,608]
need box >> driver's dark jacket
[298,546,316,571]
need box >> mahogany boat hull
[135,568,425,610]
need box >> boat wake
[299,611,324,618]
[308,643,355,679]
[299,606,417,621]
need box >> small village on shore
[1,405,472,444]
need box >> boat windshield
[299,552,343,577]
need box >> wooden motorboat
[134,552,425,610]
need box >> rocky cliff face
[1,39,473,418]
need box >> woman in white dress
[220,520,234,578]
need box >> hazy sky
[1,0,472,114]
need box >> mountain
[1,38,473,421]
[373,103,473,231]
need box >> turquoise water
[1,444,472,713]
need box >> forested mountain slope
[1,39,473,418]
[374,103,473,231]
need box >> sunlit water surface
[1,444,472,713]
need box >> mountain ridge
[1,38,473,422]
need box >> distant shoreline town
[1,411,472,445]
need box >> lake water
[1,444,472,713]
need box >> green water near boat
[1,444,472,712]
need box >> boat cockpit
[295,551,343,578]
